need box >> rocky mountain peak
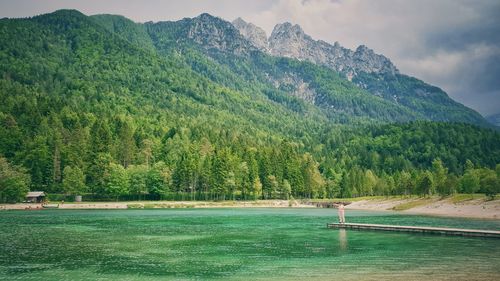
[229,18,399,76]
[232,17,268,51]
[267,22,398,76]
[189,13,233,32]
[197,13,214,20]
[271,22,305,38]
[186,13,256,55]
[355,44,371,54]
[353,44,398,75]
[232,17,246,27]
[268,22,314,61]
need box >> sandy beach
[0,199,309,211]
[346,196,500,219]
[1,197,499,219]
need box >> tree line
[1,114,499,203]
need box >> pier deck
[327,223,500,238]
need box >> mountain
[144,13,420,123]
[232,18,488,126]
[232,17,268,52]
[0,10,499,200]
[145,13,258,56]
[487,113,500,127]
[0,10,327,140]
[142,13,489,125]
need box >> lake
[0,208,499,280]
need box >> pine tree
[117,119,136,168]
[198,156,212,200]
[212,149,229,200]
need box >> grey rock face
[352,45,398,75]
[231,19,398,77]
[232,17,268,52]
[271,73,317,104]
[268,22,398,76]
[187,13,256,55]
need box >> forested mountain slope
[232,17,488,126]
[144,24,417,123]
[0,10,323,193]
[88,12,489,126]
[0,10,498,202]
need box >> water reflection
[339,229,348,251]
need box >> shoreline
[345,196,500,220]
[1,197,499,220]
[0,200,312,211]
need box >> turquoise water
[0,208,499,280]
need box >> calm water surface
[0,208,499,280]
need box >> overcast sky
[1,0,499,116]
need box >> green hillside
[143,15,419,124]
[353,72,488,125]
[142,13,490,127]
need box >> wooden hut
[25,191,45,203]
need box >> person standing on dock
[338,203,345,224]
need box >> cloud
[397,43,500,114]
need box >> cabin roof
[26,191,45,197]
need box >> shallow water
[0,208,499,280]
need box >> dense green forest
[0,10,499,202]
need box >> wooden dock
[327,223,500,238]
